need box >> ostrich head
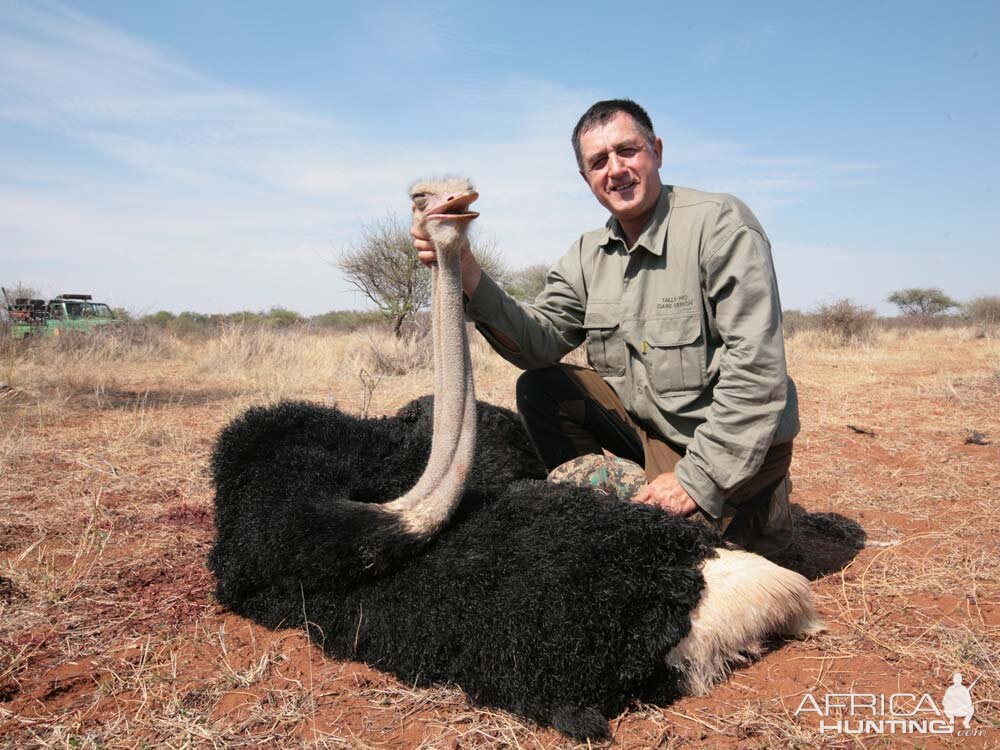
[409,177,479,254]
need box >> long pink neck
[383,225,476,536]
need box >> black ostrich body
[209,398,717,738]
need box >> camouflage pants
[520,364,794,556]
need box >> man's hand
[410,223,440,268]
[633,472,699,516]
[410,222,483,296]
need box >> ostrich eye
[411,193,430,210]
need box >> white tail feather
[666,547,824,695]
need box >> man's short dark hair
[572,99,656,169]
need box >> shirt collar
[599,184,672,256]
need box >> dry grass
[1,324,998,748]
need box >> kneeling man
[412,99,799,555]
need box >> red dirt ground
[2,334,998,748]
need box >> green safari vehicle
[4,292,119,339]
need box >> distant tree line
[783,288,1000,344]
[135,308,385,334]
[9,273,998,344]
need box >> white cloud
[0,1,883,315]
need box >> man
[411,99,799,554]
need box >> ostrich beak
[425,191,480,223]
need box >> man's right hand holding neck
[411,229,483,298]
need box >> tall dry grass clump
[781,309,812,339]
[0,325,182,403]
[964,295,1000,336]
[188,320,516,409]
[807,298,877,347]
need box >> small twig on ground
[846,424,877,437]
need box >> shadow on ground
[771,504,866,580]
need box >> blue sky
[2,0,997,315]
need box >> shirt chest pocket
[643,315,706,392]
[582,302,626,377]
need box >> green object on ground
[4,293,119,339]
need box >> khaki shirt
[466,184,800,517]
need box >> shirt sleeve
[465,241,588,370]
[673,226,789,517]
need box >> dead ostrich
[209,177,822,739]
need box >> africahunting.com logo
[794,672,986,737]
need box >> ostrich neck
[383,231,477,536]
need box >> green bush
[505,264,551,303]
[140,311,176,327]
[887,287,957,317]
[310,310,384,330]
[262,307,302,328]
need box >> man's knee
[722,474,794,557]
[516,366,571,414]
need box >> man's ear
[579,168,591,186]
[653,137,663,168]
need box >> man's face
[578,112,663,225]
